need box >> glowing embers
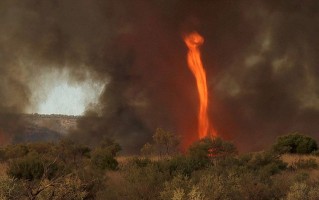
[184,32,217,139]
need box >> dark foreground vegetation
[0,130,319,200]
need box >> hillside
[15,114,79,142]
[23,114,78,134]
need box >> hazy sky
[2,0,319,151]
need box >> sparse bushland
[0,138,120,200]
[1,132,319,199]
[158,149,289,200]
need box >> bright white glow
[30,69,105,116]
[37,83,97,115]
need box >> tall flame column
[184,32,214,139]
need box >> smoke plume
[1,0,319,152]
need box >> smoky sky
[1,0,319,152]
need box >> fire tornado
[184,32,216,139]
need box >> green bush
[91,148,118,170]
[152,128,180,156]
[188,137,237,158]
[58,139,92,165]
[27,142,55,155]
[99,137,121,157]
[247,151,287,177]
[120,161,170,200]
[160,174,193,200]
[4,144,29,159]
[7,152,59,181]
[128,157,152,168]
[2,140,107,199]
[185,167,244,200]
[163,155,203,176]
[273,133,318,154]
[91,138,121,171]
[185,137,238,171]
[37,175,89,200]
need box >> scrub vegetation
[0,131,319,200]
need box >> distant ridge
[23,113,78,135]
[7,113,80,143]
[23,113,81,118]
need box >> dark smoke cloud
[1,0,319,152]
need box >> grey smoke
[1,0,319,152]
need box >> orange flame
[184,32,217,139]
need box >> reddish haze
[2,1,319,153]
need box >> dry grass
[116,156,135,164]
[0,163,7,177]
[116,155,168,164]
[281,154,319,165]
[281,154,319,181]
[106,170,125,186]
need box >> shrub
[140,142,154,157]
[3,140,106,199]
[294,172,310,182]
[91,138,121,171]
[128,157,152,168]
[188,138,213,160]
[188,137,237,158]
[121,161,170,199]
[187,137,237,169]
[57,139,91,166]
[91,148,118,170]
[238,171,291,200]
[4,144,29,159]
[291,159,318,170]
[164,156,196,176]
[8,153,41,180]
[99,138,121,157]
[160,174,192,200]
[247,151,287,177]
[273,133,318,154]
[152,128,180,156]
[195,169,243,200]
[0,176,23,199]
[38,177,88,200]
[7,152,59,181]
[285,182,319,200]
[27,142,55,155]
